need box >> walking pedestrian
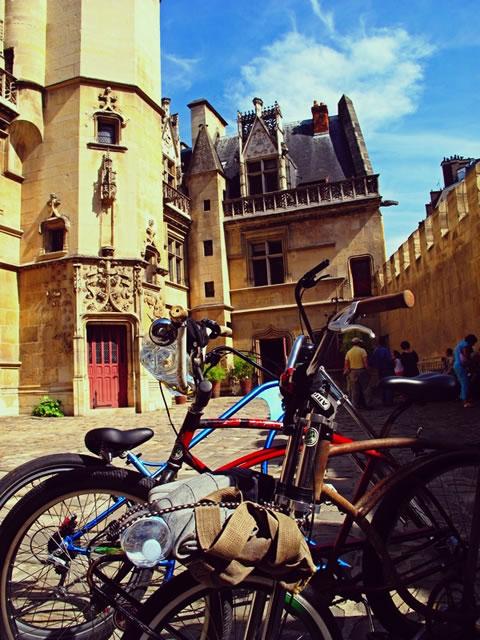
[344,337,373,409]
[453,334,478,408]
[372,336,395,406]
[399,341,419,377]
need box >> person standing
[393,350,404,376]
[399,341,419,377]
[344,337,373,409]
[453,334,478,408]
[442,348,455,375]
[372,336,395,406]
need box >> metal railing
[163,182,191,215]
[224,175,379,217]
[0,69,17,106]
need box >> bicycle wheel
[363,450,480,639]
[0,453,105,520]
[0,467,155,640]
[122,570,342,640]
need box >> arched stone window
[87,88,127,152]
[40,215,70,255]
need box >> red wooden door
[87,325,128,409]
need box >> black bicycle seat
[85,427,154,457]
[380,373,459,402]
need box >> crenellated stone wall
[374,160,480,363]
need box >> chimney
[162,97,171,117]
[441,155,472,187]
[311,100,329,135]
[253,97,263,117]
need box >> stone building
[374,156,480,367]
[183,96,386,377]
[0,0,387,416]
[0,0,191,416]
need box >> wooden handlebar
[219,326,233,337]
[355,290,415,315]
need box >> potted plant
[231,356,256,395]
[203,364,227,398]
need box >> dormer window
[247,158,278,195]
[163,157,176,187]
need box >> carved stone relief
[144,290,165,319]
[244,120,276,159]
[78,260,139,313]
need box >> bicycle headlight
[149,318,178,346]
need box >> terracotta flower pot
[211,381,221,398]
[240,379,252,395]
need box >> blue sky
[160,0,480,258]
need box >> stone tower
[0,0,174,415]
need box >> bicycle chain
[111,498,291,538]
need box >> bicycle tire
[0,453,105,519]
[0,467,155,640]
[122,570,342,640]
[362,449,480,639]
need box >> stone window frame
[203,239,213,257]
[349,254,373,298]
[246,156,278,195]
[246,235,286,287]
[167,234,185,286]
[87,112,128,152]
[143,245,160,285]
[163,155,176,187]
[204,281,215,298]
[39,215,70,257]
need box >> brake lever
[302,273,331,290]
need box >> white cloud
[309,0,335,36]
[226,25,434,134]
[162,54,200,91]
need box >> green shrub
[231,355,255,380]
[203,365,227,382]
[31,396,64,417]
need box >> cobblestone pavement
[0,392,479,638]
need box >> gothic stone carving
[78,260,139,313]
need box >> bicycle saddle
[85,427,154,457]
[380,373,459,402]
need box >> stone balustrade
[224,175,379,217]
[0,69,17,106]
[163,182,191,215]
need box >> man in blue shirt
[372,336,395,406]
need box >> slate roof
[182,110,361,197]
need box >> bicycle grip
[218,326,232,337]
[355,290,414,315]
[192,380,212,411]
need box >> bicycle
[1,261,477,639]
[87,265,479,639]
